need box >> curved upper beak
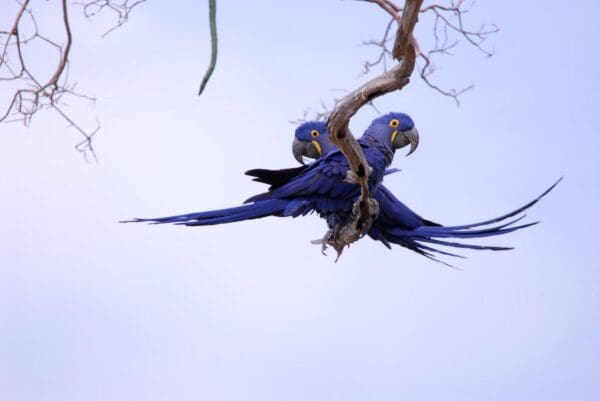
[292,137,305,164]
[292,137,321,164]
[392,126,419,156]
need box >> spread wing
[245,165,308,191]
[244,152,359,216]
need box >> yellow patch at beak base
[311,140,322,156]
[390,130,399,143]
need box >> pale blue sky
[1,1,599,400]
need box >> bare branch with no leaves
[76,0,147,37]
[314,0,497,256]
[0,0,145,160]
[360,0,498,105]
[315,0,424,257]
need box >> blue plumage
[124,113,417,238]
[245,119,560,265]
[124,114,559,266]
[130,199,290,226]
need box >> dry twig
[360,0,498,105]
[76,0,147,37]
[0,0,145,160]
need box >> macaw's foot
[344,164,373,185]
[311,196,379,261]
[311,229,334,256]
[334,198,378,260]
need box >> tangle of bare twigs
[361,0,498,105]
[295,1,497,124]
[0,0,146,160]
[76,0,147,37]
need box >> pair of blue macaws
[126,112,559,265]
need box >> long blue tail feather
[372,186,553,266]
[405,241,465,269]
[407,218,537,239]
[416,237,512,251]
[122,199,290,226]
[439,178,561,230]
[377,218,536,260]
[411,241,467,259]
[378,234,465,268]
[122,178,561,267]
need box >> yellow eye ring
[310,130,320,138]
[389,119,399,128]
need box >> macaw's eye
[389,119,399,128]
[311,130,320,138]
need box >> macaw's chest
[363,146,395,190]
[316,147,394,228]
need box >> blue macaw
[245,120,560,264]
[124,113,420,241]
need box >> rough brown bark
[322,0,424,257]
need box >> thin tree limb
[47,0,72,89]
[357,0,498,105]
[1,0,146,159]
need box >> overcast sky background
[1,1,599,400]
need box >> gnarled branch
[319,0,424,257]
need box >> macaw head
[363,112,419,155]
[292,113,419,164]
[292,121,337,164]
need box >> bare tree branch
[75,0,147,37]
[305,0,498,258]
[361,18,395,74]
[423,1,498,56]
[289,89,381,125]
[314,0,497,255]
[317,0,424,257]
[358,0,498,105]
[1,0,145,159]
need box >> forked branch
[1,0,146,160]
[361,0,498,105]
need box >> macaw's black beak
[292,137,322,164]
[392,126,419,156]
